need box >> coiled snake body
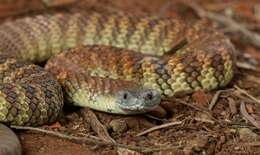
[0,12,235,127]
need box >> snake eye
[123,93,128,100]
[145,91,155,100]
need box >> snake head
[116,88,161,114]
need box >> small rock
[238,128,259,142]
[109,119,128,133]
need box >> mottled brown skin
[0,54,63,126]
[0,12,235,123]
[46,33,234,101]
[0,12,236,154]
[0,12,187,63]
[0,12,185,125]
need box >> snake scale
[0,12,236,127]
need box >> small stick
[137,121,183,136]
[234,85,260,105]
[173,98,212,115]
[11,125,174,153]
[80,108,115,143]
[172,98,225,126]
[236,61,259,72]
[243,141,260,146]
[194,117,215,124]
[145,114,171,122]
[240,102,260,129]
[80,108,142,154]
[173,98,207,113]
[227,97,238,115]
[209,90,223,111]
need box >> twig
[145,114,171,122]
[173,98,212,115]
[222,23,260,32]
[194,117,215,124]
[209,90,223,111]
[11,125,175,153]
[173,98,207,113]
[227,97,238,115]
[80,108,146,154]
[80,108,115,143]
[80,108,132,154]
[243,23,260,30]
[240,102,260,129]
[76,133,102,140]
[229,123,259,129]
[137,121,183,136]
[172,98,225,126]
[234,85,260,105]
[236,61,260,72]
[184,2,260,47]
[243,141,260,146]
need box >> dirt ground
[0,0,260,154]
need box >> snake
[0,12,235,154]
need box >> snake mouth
[116,89,161,114]
[119,105,158,113]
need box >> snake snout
[116,89,161,114]
[142,89,161,108]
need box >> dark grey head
[116,88,161,114]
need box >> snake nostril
[146,92,154,100]
[123,93,128,100]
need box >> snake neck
[68,89,125,114]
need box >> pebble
[109,119,128,133]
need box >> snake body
[0,12,236,126]
[0,123,21,155]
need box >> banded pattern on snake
[0,12,236,126]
